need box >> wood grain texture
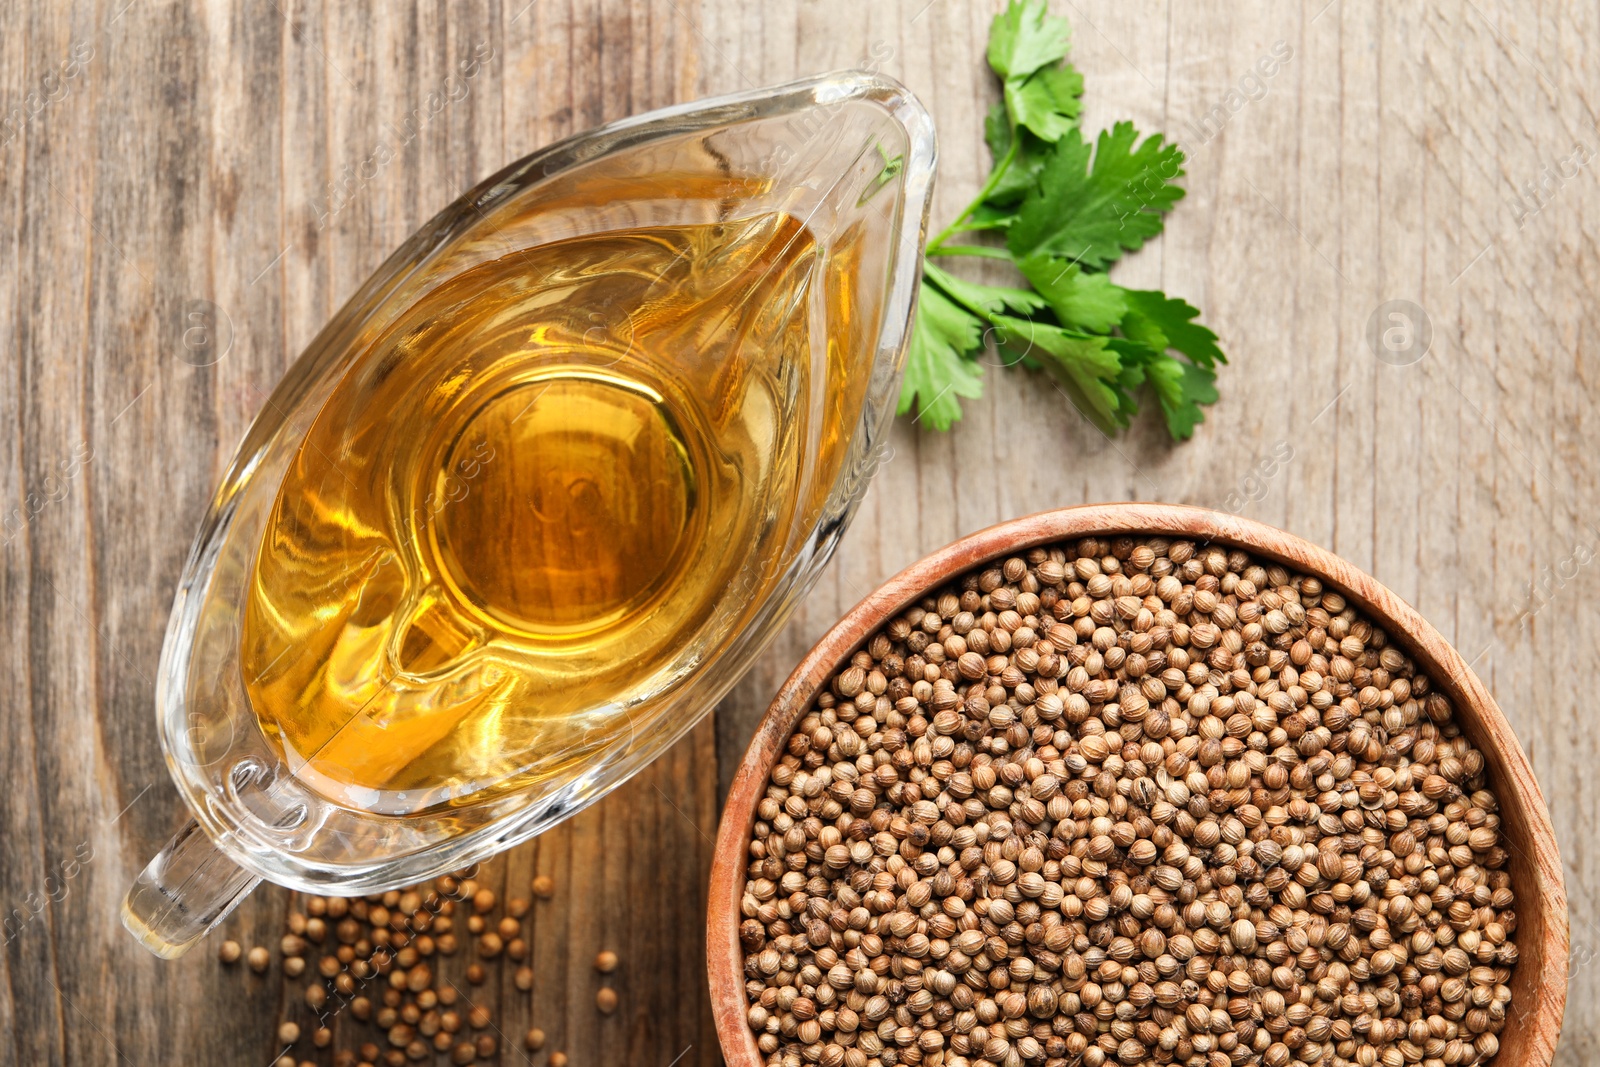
[0,1,1594,1065]
[707,504,1568,1067]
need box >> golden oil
[240,212,825,811]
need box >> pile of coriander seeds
[737,537,1519,1067]
[220,868,616,1067]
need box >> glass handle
[121,818,261,960]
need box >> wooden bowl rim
[708,503,1568,1067]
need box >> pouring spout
[121,818,261,960]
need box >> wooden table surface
[2,2,1595,1065]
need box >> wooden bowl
[709,503,1568,1067]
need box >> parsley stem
[926,133,1019,254]
[927,245,1011,260]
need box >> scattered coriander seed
[738,536,1520,1067]
[229,866,580,1064]
[594,949,618,974]
[449,1043,474,1066]
[524,1027,546,1051]
[596,987,618,1014]
[272,1057,293,1067]
[531,875,555,899]
[278,1021,301,1044]
[549,1051,569,1067]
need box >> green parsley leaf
[925,262,1045,317]
[1005,63,1084,142]
[1151,359,1219,439]
[1006,122,1186,269]
[987,0,1072,81]
[908,3,1227,441]
[1108,339,1219,439]
[1119,289,1226,369]
[992,316,1124,433]
[1016,254,1127,332]
[898,281,987,431]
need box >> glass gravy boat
[123,72,935,958]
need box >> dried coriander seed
[739,536,1519,1067]
[225,867,587,1065]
